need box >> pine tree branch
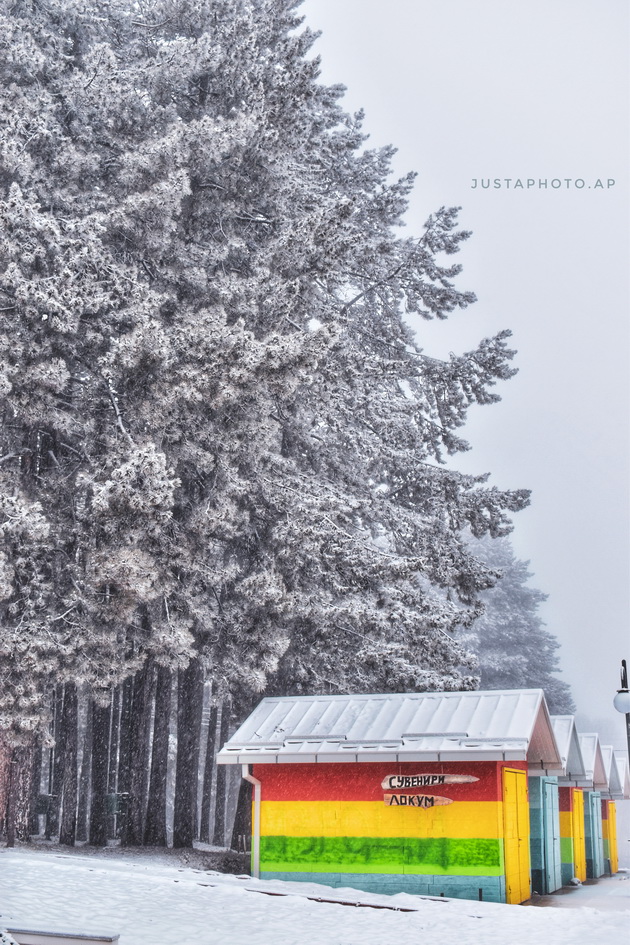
[51,603,79,622]
[83,51,105,91]
[335,623,367,640]
[131,18,175,30]
[106,379,134,445]
[339,259,408,314]
[321,515,418,563]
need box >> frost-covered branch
[105,379,134,445]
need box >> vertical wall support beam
[242,764,261,879]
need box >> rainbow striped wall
[559,786,586,884]
[601,800,618,874]
[559,786,575,885]
[253,761,528,902]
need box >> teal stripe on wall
[261,871,506,902]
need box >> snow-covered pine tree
[1,0,530,841]
[463,536,574,714]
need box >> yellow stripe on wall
[559,811,573,837]
[260,800,504,839]
[609,802,618,874]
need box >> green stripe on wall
[260,836,503,876]
[560,837,574,864]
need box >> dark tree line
[1,668,246,849]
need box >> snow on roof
[600,745,624,799]
[567,733,608,790]
[218,689,562,767]
[549,715,586,779]
[613,750,630,799]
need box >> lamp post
[613,658,630,765]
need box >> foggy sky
[301,0,630,748]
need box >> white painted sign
[383,793,454,808]
[381,774,479,790]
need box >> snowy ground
[1,847,629,945]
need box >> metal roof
[217,689,562,767]
[600,746,623,799]
[613,751,630,799]
[562,733,608,790]
[550,716,586,779]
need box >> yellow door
[571,789,586,881]
[608,802,618,874]
[502,768,531,904]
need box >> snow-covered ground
[1,847,629,945]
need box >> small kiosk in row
[600,746,625,875]
[552,715,587,886]
[219,689,564,903]
[576,733,608,879]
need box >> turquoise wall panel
[261,871,506,902]
[584,791,605,879]
[542,778,562,893]
[528,776,562,894]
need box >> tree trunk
[89,700,110,846]
[45,686,65,839]
[212,697,231,847]
[59,683,78,846]
[199,681,218,844]
[106,685,121,840]
[230,777,251,853]
[126,660,154,845]
[27,738,43,837]
[173,658,204,848]
[144,664,172,846]
[117,676,134,845]
[75,696,92,843]
[6,744,35,847]
[0,731,11,838]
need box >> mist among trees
[464,536,574,715]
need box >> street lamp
[613,658,630,764]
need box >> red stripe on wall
[252,761,527,802]
[558,787,573,812]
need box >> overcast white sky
[301,0,630,748]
